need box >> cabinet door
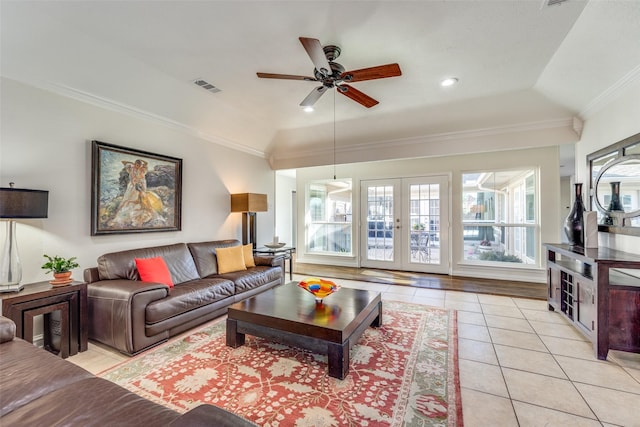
[576,277,595,336]
[547,266,561,311]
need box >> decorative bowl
[298,277,340,302]
[264,242,286,249]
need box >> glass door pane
[361,179,401,269]
[365,183,396,263]
[403,176,449,274]
[408,183,439,265]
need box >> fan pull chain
[333,89,336,180]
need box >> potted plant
[41,255,79,284]
[477,239,492,253]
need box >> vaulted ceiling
[2,1,640,173]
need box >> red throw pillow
[135,256,174,288]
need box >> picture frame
[91,140,182,235]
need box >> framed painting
[91,140,182,235]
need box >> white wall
[0,78,275,284]
[575,78,640,254]
[295,145,561,283]
[275,171,296,246]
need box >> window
[306,179,352,254]
[462,169,538,265]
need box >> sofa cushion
[243,244,256,268]
[216,245,247,274]
[135,256,174,288]
[1,377,179,426]
[97,243,200,285]
[145,278,235,324]
[187,240,240,278]
[0,339,94,417]
[218,266,284,294]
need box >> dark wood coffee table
[226,281,382,379]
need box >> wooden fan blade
[300,86,329,107]
[299,37,331,76]
[341,63,402,83]
[257,72,317,81]
[337,84,379,108]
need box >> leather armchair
[0,316,256,426]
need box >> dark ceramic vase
[608,181,624,211]
[602,181,624,225]
[564,183,585,247]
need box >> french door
[360,176,449,274]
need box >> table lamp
[230,193,267,249]
[0,183,49,292]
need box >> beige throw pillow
[216,245,247,274]
[243,244,256,268]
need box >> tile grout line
[519,300,604,424]
[481,298,523,427]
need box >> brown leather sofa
[85,239,284,355]
[0,316,256,426]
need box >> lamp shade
[230,193,267,213]
[0,187,49,219]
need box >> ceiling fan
[257,37,402,108]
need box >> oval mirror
[593,154,640,226]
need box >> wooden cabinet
[545,244,640,360]
[547,254,596,340]
[1,281,88,358]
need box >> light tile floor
[69,275,640,426]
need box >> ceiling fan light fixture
[257,37,401,109]
[441,77,458,87]
[303,106,314,112]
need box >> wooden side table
[0,281,88,358]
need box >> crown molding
[341,117,574,154]
[14,78,267,159]
[580,63,640,119]
[272,117,574,162]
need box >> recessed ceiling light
[303,106,314,112]
[440,77,458,87]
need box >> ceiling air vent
[193,79,221,93]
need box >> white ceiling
[2,1,640,174]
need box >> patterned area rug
[100,301,462,426]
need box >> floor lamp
[0,183,49,292]
[230,193,267,249]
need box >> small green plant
[478,251,523,263]
[41,255,79,274]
